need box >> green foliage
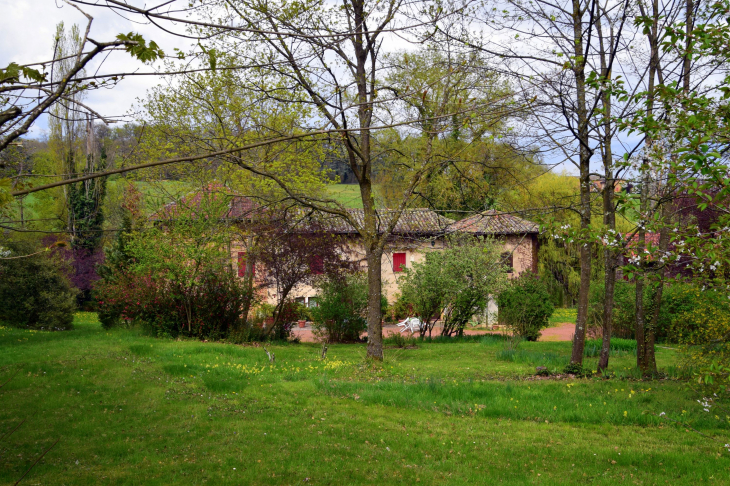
[67,150,107,251]
[139,53,330,204]
[0,240,77,330]
[497,273,555,341]
[588,281,727,341]
[668,292,730,391]
[311,274,375,343]
[116,33,165,63]
[374,48,520,216]
[400,236,508,337]
[97,183,144,281]
[389,293,414,322]
[562,362,584,376]
[0,62,45,84]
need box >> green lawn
[325,184,363,209]
[0,314,728,485]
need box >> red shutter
[238,252,254,277]
[393,252,406,272]
[309,255,324,275]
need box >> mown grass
[0,313,728,485]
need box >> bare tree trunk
[240,263,255,330]
[635,208,647,372]
[683,0,694,93]
[597,11,616,373]
[366,249,384,360]
[646,210,669,376]
[635,0,660,375]
[569,0,594,366]
[268,283,296,338]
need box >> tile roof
[448,210,539,235]
[151,187,539,237]
[316,208,454,235]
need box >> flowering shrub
[97,270,252,339]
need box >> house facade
[152,188,541,309]
[245,207,540,307]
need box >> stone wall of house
[237,233,537,308]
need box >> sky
[1,0,192,137]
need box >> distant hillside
[325,184,363,209]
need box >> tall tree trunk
[366,248,384,360]
[635,0,660,375]
[239,252,255,331]
[635,201,647,372]
[597,12,616,373]
[570,0,594,366]
[640,0,694,376]
[646,208,669,376]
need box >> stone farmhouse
[154,189,540,309]
[228,202,539,308]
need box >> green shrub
[588,281,726,342]
[0,240,78,330]
[562,362,584,376]
[311,274,380,343]
[497,273,554,341]
[96,268,252,339]
[389,293,413,322]
[399,236,508,337]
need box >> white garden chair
[397,317,423,334]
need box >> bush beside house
[497,273,554,341]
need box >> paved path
[538,322,575,342]
[290,322,576,343]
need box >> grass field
[324,184,363,209]
[1,314,728,485]
[13,182,361,227]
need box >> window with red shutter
[393,252,406,272]
[238,252,255,277]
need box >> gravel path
[290,322,576,343]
